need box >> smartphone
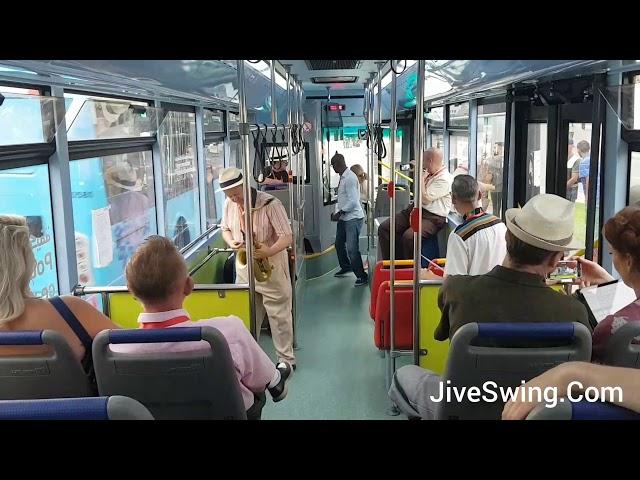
[549,260,582,282]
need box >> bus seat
[527,399,640,420]
[374,281,414,350]
[599,322,640,368]
[418,282,449,375]
[370,260,414,320]
[93,327,247,420]
[0,330,94,400]
[0,396,153,420]
[436,322,592,420]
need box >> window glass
[565,123,592,257]
[629,151,640,206]
[65,93,155,141]
[229,139,242,168]
[69,151,157,286]
[449,132,469,175]
[204,140,225,228]
[158,111,201,249]
[448,102,469,128]
[525,123,548,200]
[426,106,444,129]
[0,164,59,298]
[477,103,506,217]
[203,109,224,133]
[0,88,60,145]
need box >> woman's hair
[350,164,367,182]
[604,206,640,272]
[0,215,36,324]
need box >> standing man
[331,152,368,287]
[378,148,453,260]
[218,167,296,369]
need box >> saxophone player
[218,167,296,369]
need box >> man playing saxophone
[218,167,296,368]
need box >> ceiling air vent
[305,60,361,70]
[311,76,358,84]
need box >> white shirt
[444,209,508,277]
[336,168,364,221]
[421,167,453,218]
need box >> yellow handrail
[378,161,414,183]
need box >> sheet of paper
[91,206,113,268]
[580,282,638,323]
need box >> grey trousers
[388,365,442,420]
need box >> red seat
[374,281,414,350]
[370,261,414,320]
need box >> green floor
[259,267,406,420]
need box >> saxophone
[236,239,273,282]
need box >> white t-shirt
[444,209,508,277]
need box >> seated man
[112,235,293,420]
[378,148,453,260]
[421,174,507,279]
[389,193,592,419]
[261,159,289,186]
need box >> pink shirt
[221,190,292,249]
[109,309,275,410]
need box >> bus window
[65,94,154,141]
[229,139,242,168]
[449,132,469,176]
[158,111,201,249]
[0,164,59,298]
[204,140,225,228]
[69,151,157,287]
[565,123,592,258]
[525,123,547,200]
[429,131,444,150]
[476,103,506,217]
[0,87,55,145]
[629,151,640,207]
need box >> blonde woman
[0,215,118,377]
[350,164,369,212]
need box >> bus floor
[258,263,409,420]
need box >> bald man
[378,148,453,260]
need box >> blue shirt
[578,156,600,202]
[336,168,364,221]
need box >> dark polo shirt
[434,265,592,342]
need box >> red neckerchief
[140,315,190,329]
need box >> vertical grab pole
[270,60,277,124]
[298,81,305,253]
[412,60,426,365]
[364,82,372,253]
[388,62,399,415]
[285,68,298,350]
[237,60,257,338]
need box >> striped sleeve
[266,199,292,236]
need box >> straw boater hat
[106,162,142,192]
[217,167,244,192]
[505,193,584,251]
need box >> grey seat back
[0,330,94,400]
[599,322,640,368]
[527,399,640,420]
[93,326,247,420]
[437,322,592,420]
[0,395,153,420]
[374,185,410,218]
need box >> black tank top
[48,297,97,393]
